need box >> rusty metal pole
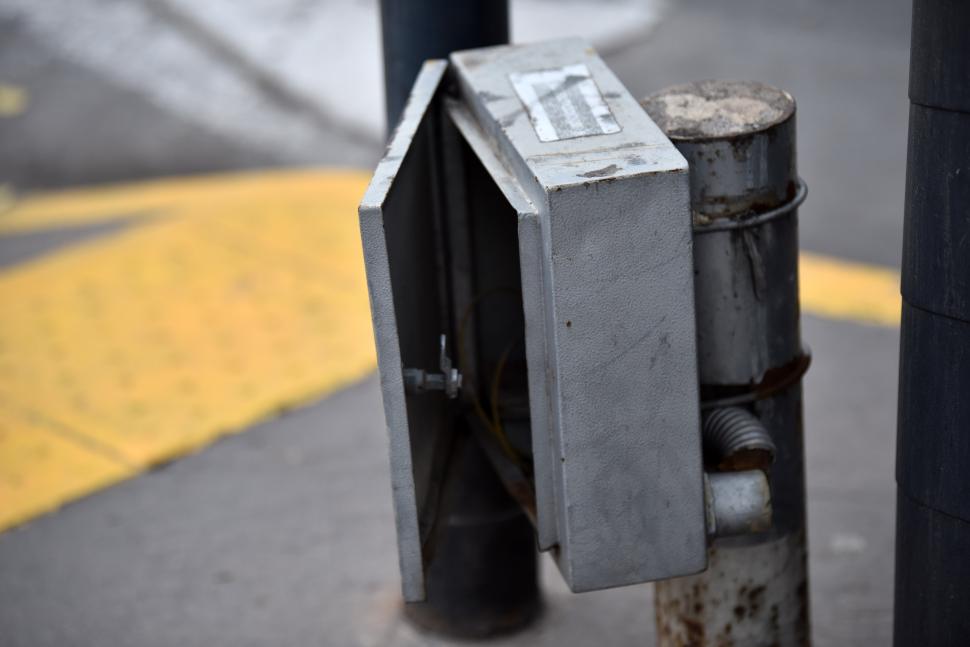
[642,81,811,646]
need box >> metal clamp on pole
[693,179,807,233]
[705,470,772,538]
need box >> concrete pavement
[0,315,899,647]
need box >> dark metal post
[380,0,509,132]
[643,81,811,646]
[378,1,540,638]
[895,2,970,644]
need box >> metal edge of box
[445,98,559,551]
[358,59,448,602]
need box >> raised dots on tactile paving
[0,171,376,530]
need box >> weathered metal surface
[640,80,796,222]
[359,60,450,602]
[706,470,772,538]
[451,38,707,592]
[691,180,806,233]
[655,533,809,647]
[644,80,810,646]
[690,216,801,386]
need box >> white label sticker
[509,64,621,143]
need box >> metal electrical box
[360,38,705,600]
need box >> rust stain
[683,616,705,644]
[700,351,811,410]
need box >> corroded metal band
[693,178,808,234]
[700,347,812,411]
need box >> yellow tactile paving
[0,168,903,533]
[0,170,375,531]
[0,169,360,233]
[0,414,135,529]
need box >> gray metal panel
[359,60,448,602]
[647,80,810,644]
[543,174,706,590]
[451,39,707,591]
[514,212,558,552]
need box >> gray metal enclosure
[360,38,708,600]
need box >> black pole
[378,1,540,639]
[381,0,509,133]
[895,1,970,644]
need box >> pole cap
[640,80,794,141]
[641,80,797,218]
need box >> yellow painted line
[800,252,900,327]
[0,168,901,532]
[0,184,14,215]
[0,168,365,233]
[0,169,375,531]
[0,83,27,117]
